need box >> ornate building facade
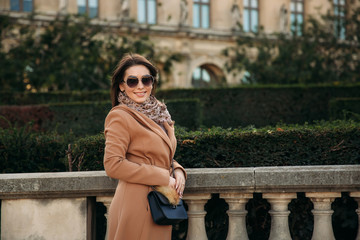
[0,0,359,88]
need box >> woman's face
[120,65,153,104]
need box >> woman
[104,53,187,240]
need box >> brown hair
[110,53,158,107]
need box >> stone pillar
[263,193,296,240]
[182,193,211,240]
[350,192,360,240]
[220,193,252,240]
[306,192,341,240]
[96,196,113,240]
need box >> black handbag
[147,160,188,225]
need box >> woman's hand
[168,176,176,189]
[174,169,186,198]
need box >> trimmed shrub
[0,123,69,173]
[0,90,109,106]
[166,98,202,130]
[157,85,360,127]
[0,99,202,136]
[43,101,112,136]
[2,85,360,128]
[329,98,360,121]
[68,120,360,171]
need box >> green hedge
[0,101,111,136]
[68,120,360,171]
[166,98,202,130]
[4,120,357,173]
[0,123,69,173]
[0,99,202,136]
[0,90,109,105]
[2,85,360,128]
[329,98,360,121]
[157,85,360,127]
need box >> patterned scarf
[117,91,173,127]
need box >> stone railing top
[0,165,359,199]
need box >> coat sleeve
[103,110,170,186]
[172,159,187,180]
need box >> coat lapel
[115,105,175,157]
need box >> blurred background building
[0,0,359,89]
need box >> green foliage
[223,7,360,85]
[329,98,360,121]
[157,85,360,128]
[0,101,112,136]
[0,15,182,92]
[0,90,110,105]
[0,99,202,136]
[0,119,70,173]
[166,98,202,130]
[67,134,105,171]
[67,120,360,171]
[44,101,112,136]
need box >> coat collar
[113,105,175,157]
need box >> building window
[243,0,258,32]
[10,0,33,12]
[192,66,221,88]
[333,0,346,39]
[290,0,304,36]
[193,0,210,29]
[138,0,157,24]
[77,0,98,18]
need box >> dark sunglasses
[123,75,154,88]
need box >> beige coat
[104,105,186,240]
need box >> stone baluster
[220,193,252,240]
[182,193,212,240]
[96,196,113,240]
[350,192,360,240]
[263,193,296,240]
[306,192,341,240]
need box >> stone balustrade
[1,165,360,240]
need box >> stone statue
[180,0,188,27]
[120,0,130,21]
[59,0,68,15]
[279,4,288,33]
[231,0,241,31]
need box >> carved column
[220,193,252,240]
[350,192,360,240]
[306,192,341,240]
[96,196,113,240]
[183,193,212,240]
[263,193,296,240]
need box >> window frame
[243,0,259,33]
[78,0,98,18]
[290,0,304,36]
[10,0,33,12]
[333,0,346,39]
[191,66,220,88]
[193,0,210,29]
[138,0,157,25]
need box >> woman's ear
[119,83,125,92]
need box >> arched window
[192,65,223,88]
